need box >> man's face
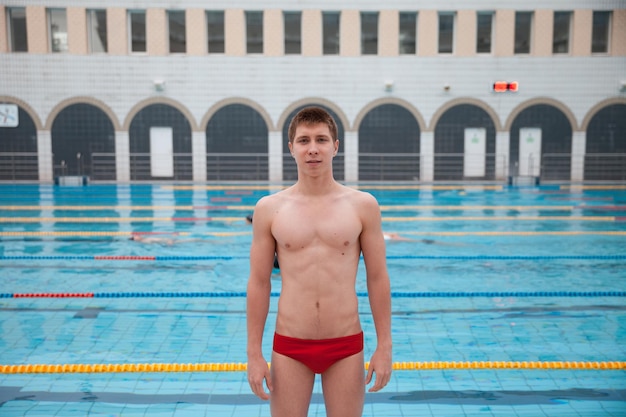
[289,123,338,174]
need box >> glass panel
[8,8,28,52]
[168,10,186,53]
[246,11,263,54]
[361,12,378,55]
[553,11,571,54]
[87,9,107,53]
[514,12,532,54]
[438,13,454,53]
[322,12,340,55]
[129,11,146,52]
[592,11,611,54]
[284,12,301,54]
[399,12,416,54]
[207,11,225,53]
[476,12,493,53]
[49,8,68,52]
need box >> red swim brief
[273,331,364,374]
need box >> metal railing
[0,152,39,180]
[359,153,421,181]
[1,152,625,183]
[582,153,626,181]
[206,153,269,180]
[432,153,505,181]
[129,153,193,181]
[91,152,116,181]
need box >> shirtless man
[246,107,392,417]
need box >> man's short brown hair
[288,107,338,144]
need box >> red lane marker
[616,217,626,222]
[210,197,242,202]
[94,256,156,260]
[14,293,94,298]
[225,190,253,195]
[576,206,626,211]
[548,197,613,201]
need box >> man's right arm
[246,198,276,400]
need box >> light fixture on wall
[153,79,166,92]
[384,80,394,92]
[443,84,451,92]
[620,81,626,92]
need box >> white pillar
[192,131,206,182]
[420,131,434,182]
[571,131,586,182]
[343,131,358,182]
[37,130,53,182]
[115,131,130,182]
[38,183,54,252]
[268,130,283,182]
[495,131,510,180]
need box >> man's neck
[294,172,338,196]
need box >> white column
[571,131,586,182]
[343,131,358,182]
[192,131,206,182]
[420,131,434,182]
[495,131,510,180]
[268,130,283,182]
[37,130,53,182]
[38,183,54,253]
[115,131,130,182]
[116,183,133,235]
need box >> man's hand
[365,347,392,392]
[247,355,272,400]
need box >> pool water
[0,183,625,417]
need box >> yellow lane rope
[0,361,623,374]
[2,231,625,237]
[0,217,242,223]
[163,185,505,191]
[398,230,626,236]
[562,185,626,190]
[0,231,254,237]
[0,216,616,223]
[381,216,615,222]
[0,205,256,211]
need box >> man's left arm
[360,194,392,392]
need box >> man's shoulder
[255,187,292,208]
[341,185,377,205]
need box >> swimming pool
[1,183,625,416]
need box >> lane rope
[6,204,623,211]
[0,215,619,223]
[2,255,625,261]
[2,291,625,298]
[0,361,623,374]
[3,231,626,238]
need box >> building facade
[1,0,625,183]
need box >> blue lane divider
[2,255,626,261]
[1,291,625,298]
